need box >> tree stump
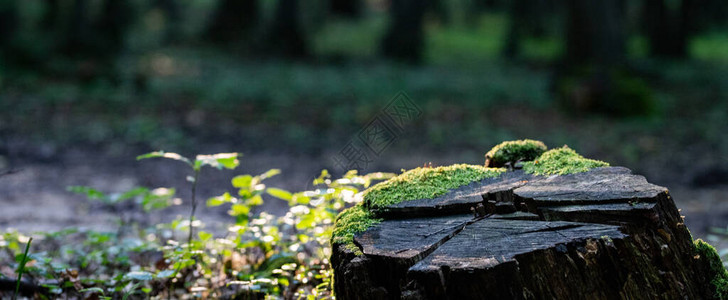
[331,167,726,299]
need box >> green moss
[331,164,503,255]
[331,205,380,255]
[485,139,548,167]
[363,164,505,210]
[523,146,609,175]
[694,239,728,299]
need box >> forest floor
[2,134,728,252]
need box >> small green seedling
[13,237,32,300]
[485,139,548,168]
[137,151,240,245]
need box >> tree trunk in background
[41,0,60,31]
[565,0,625,66]
[266,0,308,58]
[556,0,655,117]
[503,0,550,59]
[205,0,258,46]
[503,0,528,58]
[329,0,362,18]
[97,0,133,57]
[643,0,693,58]
[156,0,183,44]
[62,0,93,57]
[429,0,450,25]
[0,1,18,54]
[381,0,427,64]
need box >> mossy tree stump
[331,149,726,299]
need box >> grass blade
[13,237,32,300]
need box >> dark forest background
[1,0,728,186]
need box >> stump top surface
[350,166,672,276]
[374,167,666,217]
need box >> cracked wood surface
[332,167,718,299]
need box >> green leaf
[124,271,153,281]
[141,188,175,212]
[172,258,195,270]
[207,192,235,207]
[278,277,290,287]
[42,284,63,295]
[292,193,310,205]
[198,231,213,242]
[313,170,330,185]
[195,153,240,170]
[232,175,253,188]
[156,270,175,279]
[297,214,316,230]
[136,151,192,166]
[247,195,263,206]
[297,234,310,243]
[67,186,106,201]
[229,203,250,216]
[116,187,149,202]
[260,169,281,179]
[207,198,223,206]
[80,287,106,294]
[266,188,292,201]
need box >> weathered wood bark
[332,167,722,299]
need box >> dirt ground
[2,142,727,251]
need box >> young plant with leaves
[137,151,240,245]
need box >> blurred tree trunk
[41,0,60,31]
[565,0,625,66]
[97,0,133,57]
[266,0,308,58]
[0,1,18,53]
[205,0,258,45]
[429,0,450,25]
[63,0,93,57]
[503,0,549,59]
[381,0,427,63]
[643,0,693,58]
[503,0,528,58]
[156,0,183,44]
[555,0,655,117]
[330,0,362,18]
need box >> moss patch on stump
[694,239,728,299]
[523,146,609,175]
[484,139,548,167]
